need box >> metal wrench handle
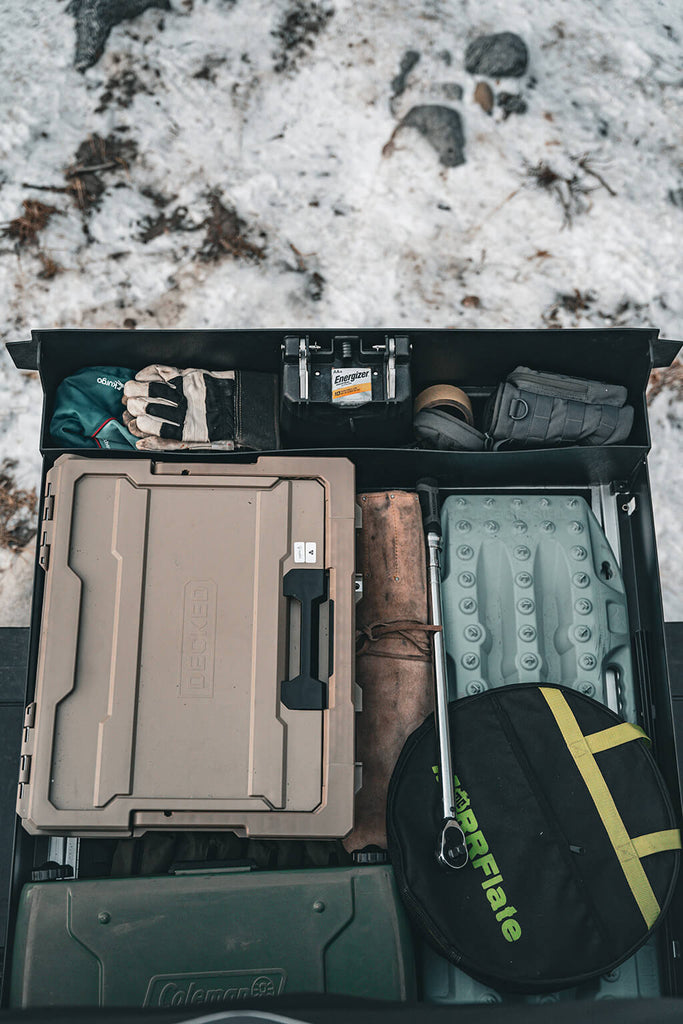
[418,477,469,872]
[427,530,456,822]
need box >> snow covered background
[0,0,681,623]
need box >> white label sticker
[306,542,317,563]
[331,367,372,406]
[294,542,306,563]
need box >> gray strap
[523,392,553,445]
[591,404,620,444]
[562,399,587,441]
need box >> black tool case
[2,327,683,1015]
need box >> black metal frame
[2,326,681,1011]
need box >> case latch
[42,486,54,522]
[18,754,31,785]
[387,335,396,401]
[24,702,36,730]
[38,531,50,571]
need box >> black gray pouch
[486,366,634,448]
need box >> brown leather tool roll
[344,491,435,853]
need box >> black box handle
[280,568,330,710]
[6,339,39,371]
[651,338,682,369]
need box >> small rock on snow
[439,83,464,101]
[474,81,494,114]
[67,0,170,71]
[497,92,528,118]
[400,105,465,167]
[391,50,421,98]
[465,32,529,77]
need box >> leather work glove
[122,365,279,451]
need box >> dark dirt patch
[286,243,324,301]
[306,271,325,301]
[197,192,266,263]
[66,133,138,211]
[558,289,595,313]
[140,186,176,208]
[96,67,153,112]
[596,298,649,327]
[272,1,334,73]
[527,156,615,226]
[138,205,198,242]
[193,56,228,83]
[527,161,591,226]
[37,252,63,278]
[543,288,596,325]
[0,461,37,551]
[528,161,562,189]
[1,200,61,246]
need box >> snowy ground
[0,0,681,623]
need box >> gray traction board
[440,493,635,720]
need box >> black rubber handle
[651,338,682,369]
[280,568,329,710]
[417,477,442,536]
[6,339,39,371]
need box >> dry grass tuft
[2,200,60,245]
[648,360,683,404]
[198,192,266,263]
[66,133,138,211]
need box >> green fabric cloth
[50,366,137,449]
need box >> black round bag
[387,683,680,993]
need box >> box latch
[42,485,54,522]
[38,532,50,571]
[18,754,31,786]
[24,702,36,730]
[38,485,54,570]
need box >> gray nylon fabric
[413,408,486,451]
[488,369,634,447]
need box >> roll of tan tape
[413,385,474,426]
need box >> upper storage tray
[6,328,681,490]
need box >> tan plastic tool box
[18,455,357,839]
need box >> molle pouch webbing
[487,367,634,447]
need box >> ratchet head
[437,818,469,870]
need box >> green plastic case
[10,866,416,1008]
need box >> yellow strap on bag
[584,721,650,754]
[632,830,682,859]
[540,687,681,929]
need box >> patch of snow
[0,0,681,624]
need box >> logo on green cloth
[433,766,522,943]
[144,970,286,1007]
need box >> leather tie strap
[356,620,441,661]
